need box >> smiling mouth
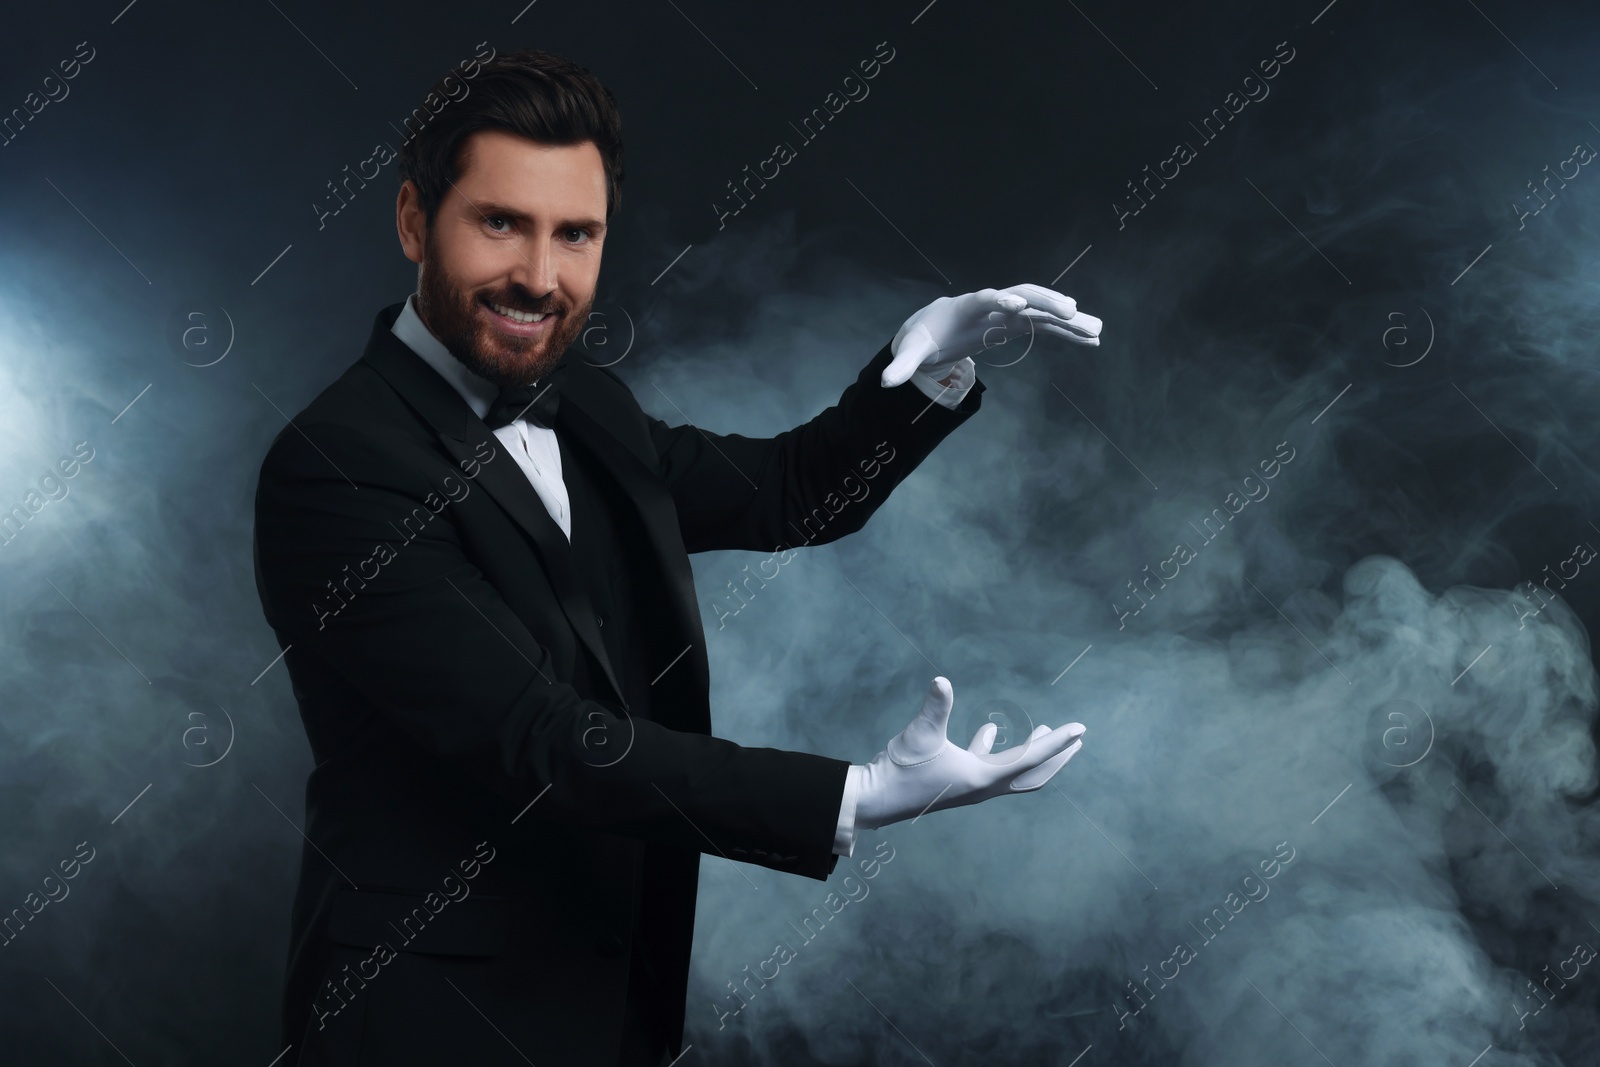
[483,298,551,324]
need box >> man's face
[397,129,608,389]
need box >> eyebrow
[463,200,607,233]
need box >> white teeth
[489,302,547,324]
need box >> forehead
[450,129,606,213]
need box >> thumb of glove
[886,676,954,765]
[882,323,940,388]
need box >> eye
[484,215,512,233]
[564,228,591,244]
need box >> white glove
[852,677,1087,831]
[881,283,1103,389]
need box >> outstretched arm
[635,341,984,555]
[634,282,1100,555]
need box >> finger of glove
[888,676,955,765]
[1030,322,1100,348]
[1024,309,1101,338]
[1064,310,1103,336]
[992,289,1027,313]
[967,720,1048,774]
[883,323,940,388]
[967,721,1000,755]
[1008,738,1084,792]
[1015,308,1081,334]
[976,720,1082,765]
[1031,322,1101,346]
[1002,283,1077,320]
[1000,721,1086,778]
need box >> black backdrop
[2,1,1599,1064]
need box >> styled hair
[397,48,624,229]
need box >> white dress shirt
[391,292,975,859]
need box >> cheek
[565,255,604,299]
[441,227,514,289]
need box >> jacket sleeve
[253,420,848,880]
[633,341,985,555]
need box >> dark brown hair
[397,47,624,229]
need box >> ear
[396,179,427,265]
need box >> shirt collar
[390,292,498,421]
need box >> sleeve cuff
[909,357,976,410]
[832,764,863,857]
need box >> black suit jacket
[252,302,984,1065]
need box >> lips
[481,296,554,337]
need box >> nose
[507,236,557,304]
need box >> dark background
[2,0,1598,1063]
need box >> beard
[415,239,593,390]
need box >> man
[252,48,1101,1067]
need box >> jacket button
[596,615,605,628]
[596,933,624,958]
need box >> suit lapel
[359,304,630,707]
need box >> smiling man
[253,47,1101,1067]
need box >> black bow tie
[484,372,563,429]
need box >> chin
[474,336,560,384]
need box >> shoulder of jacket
[257,361,421,479]
[576,357,637,401]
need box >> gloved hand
[881,282,1103,389]
[852,677,1087,831]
